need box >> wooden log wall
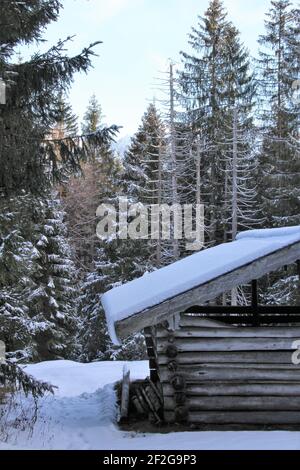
[155,314,300,426]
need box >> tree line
[0,0,299,373]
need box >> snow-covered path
[1,360,300,450]
[0,361,148,450]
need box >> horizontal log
[179,318,232,328]
[159,366,300,383]
[158,351,295,365]
[164,411,300,425]
[156,337,299,352]
[160,362,300,371]
[194,316,300,325]
[184,306,300,315]
[162,382,300,397]
[164,396,300,411]
[156,326,300,339]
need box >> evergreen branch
[1,361,55,398]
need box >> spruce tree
[0,1,117,194]
[120,103,166,275]
[82,94,104,134]
[180,0,230,245]
[180,0,257,248]
[63,95,120,272]
[257,0,300,227]
[51,93,79,138]
[160,63,204,260]
[257,1,300,305]
[0,194,38,361]
[0,192,78,362]
[221,24,258,240]
[28,195,78,360]
[75,96,123,360]
[0,2,117,370]
[79,104,166,361]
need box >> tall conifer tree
[257,0,300,227]
[180,0,257,248]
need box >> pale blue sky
[36,0,277,136]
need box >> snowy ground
[1,360,300,450]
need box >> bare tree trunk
[169,63,179,260]
[156,143,163,266]
[231,107,238,306]
[196,136,202,207]
[232,107,238,241]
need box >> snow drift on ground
[102,225,300,344]
[1,360,300,450]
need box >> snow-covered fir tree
[220,24,258,240]
[0,192,78,361]
[121,103,167,272]
[257,0,300,228]
[79,104,166,361]
[180,0,230,246]
[257,0,300,305]
[63,95,120,273]
[0,194,38,361]
[51,93,79,139]
[76,96,123,361]
[180,0,258,249]
[0,0,116,361]
[159,63,203,260]
[28,194,78,360]
[82,94,104,135]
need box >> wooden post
[144,327,159,382]
[297,261,300,304]
[252,279,259,326]
[120,366,130,421]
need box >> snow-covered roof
[102,226,300,344]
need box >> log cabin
[102,226,300,427]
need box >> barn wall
[155,314,300,426]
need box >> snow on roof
[102,226,300,344]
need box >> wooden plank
[115,241,300,340]
[192,316,300,325]
[180,316,238,328]
[149,370,159,383]
[144,327,157,347]
[156,326,300,339]
[162,382,300,397]
[160,362,300,370]
[149,358,157,369]
[140,387,161,423]
[184,306,300,314]
[252,279,259,325]
[179,318,232,328]
[146,347,157,358]
[120,367,130,420]
[164,396,300,411]
[159,366,300,382]
[158,351,294,365]
[164,411,300,425]
[144,326,159,382]
[156,337,298,352]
